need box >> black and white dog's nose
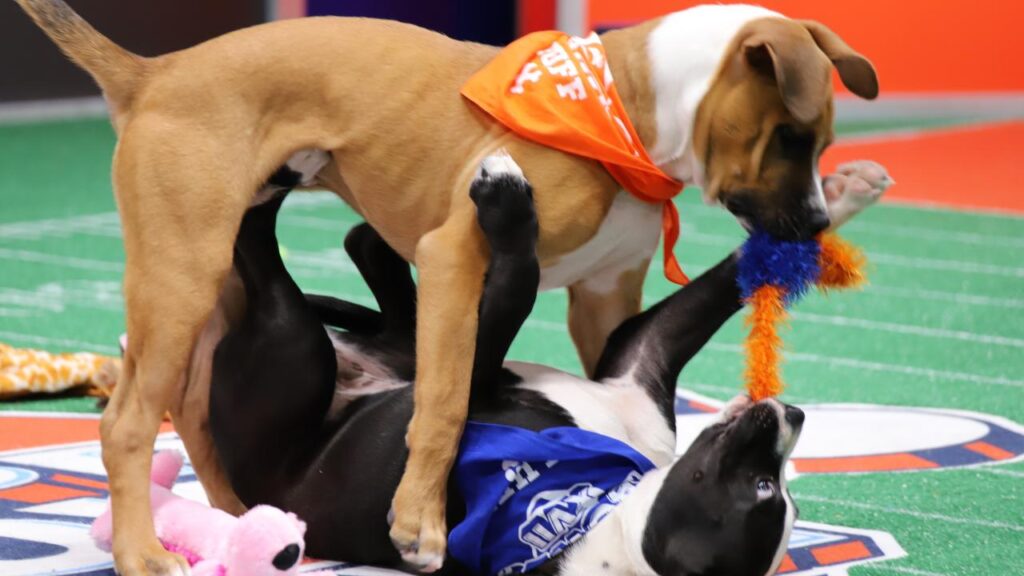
[785,405,805,427]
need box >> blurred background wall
[580,0,1024,94]
[0,0,264,103]
[3,0,1022,120]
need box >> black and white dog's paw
[470,150,537,253]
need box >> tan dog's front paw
[114,544,191,576]
[824,160,894,229]
[388,486,447,573]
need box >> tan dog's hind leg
[101,126,252,575]
[389,204,489,572]
[568,262,650,378]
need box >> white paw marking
[475,149,524,181]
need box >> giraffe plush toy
[0,342,118,399]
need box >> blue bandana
[448,422,657,576]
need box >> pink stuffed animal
[92,451,332,576]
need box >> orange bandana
[462,31,689,285]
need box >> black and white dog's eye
[756,479,776,499]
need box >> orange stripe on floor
[822,121,1024,215]
[0,417,102,451]
[812,540,873,565]
[51,473,109,490]
[965,441,1015,461]
[0,482,98,504]
[688,400,718,413]
[776,554,798,573]
[794,452,938,473]
[0,414,175,452]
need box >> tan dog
[15,1,877,573]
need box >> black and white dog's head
[642,396,803,576]
[559,395,803,576]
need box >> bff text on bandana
[462,31,689,284]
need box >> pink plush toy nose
[272,543,301,570]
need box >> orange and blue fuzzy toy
[737,231,866,401]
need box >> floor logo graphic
[2,398,1022,575]
[507,471,644,575]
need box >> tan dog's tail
[15,0,146,112]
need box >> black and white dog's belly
[325,330,676,466]
[325,330,414,419]
[325,331,575,431]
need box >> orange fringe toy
[738,232,866,401]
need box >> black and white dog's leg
[210,191,338,504]
[469,151,539,385]
[306,223,418,338]
[594,254,743,419]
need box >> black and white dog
[208,154,885,576]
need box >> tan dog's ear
[800,20,879,100]
[742,20,833,124]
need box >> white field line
[794,494,1024,533]
[0,330,118,355]
[867,252,1024,278]
[523,320,1024,388]
[679,198,1024,245]
[279,214,360,231]
[0,243,356,281]
[841,219,1024,250]
[871,566,949,576]
[684,381,822,404]
[0,209,354,242]
[877,196,1024,219]
[3,209,1021,280]
[706,343,1024,389]
[283,249,360,275]
[282,192,345,208]
[789,311,1024,349]
[864,284,1024,310]
[655,269,1024,312]
[0,248,124,272]
[1,210,1020,340]
[679,229,1024,278]
[975,468,1024,479]
[635,293,1024,349]
[682,188,1024,225]
[0,212,121,239]
[0,285,124,313]
[0,290,63,312]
